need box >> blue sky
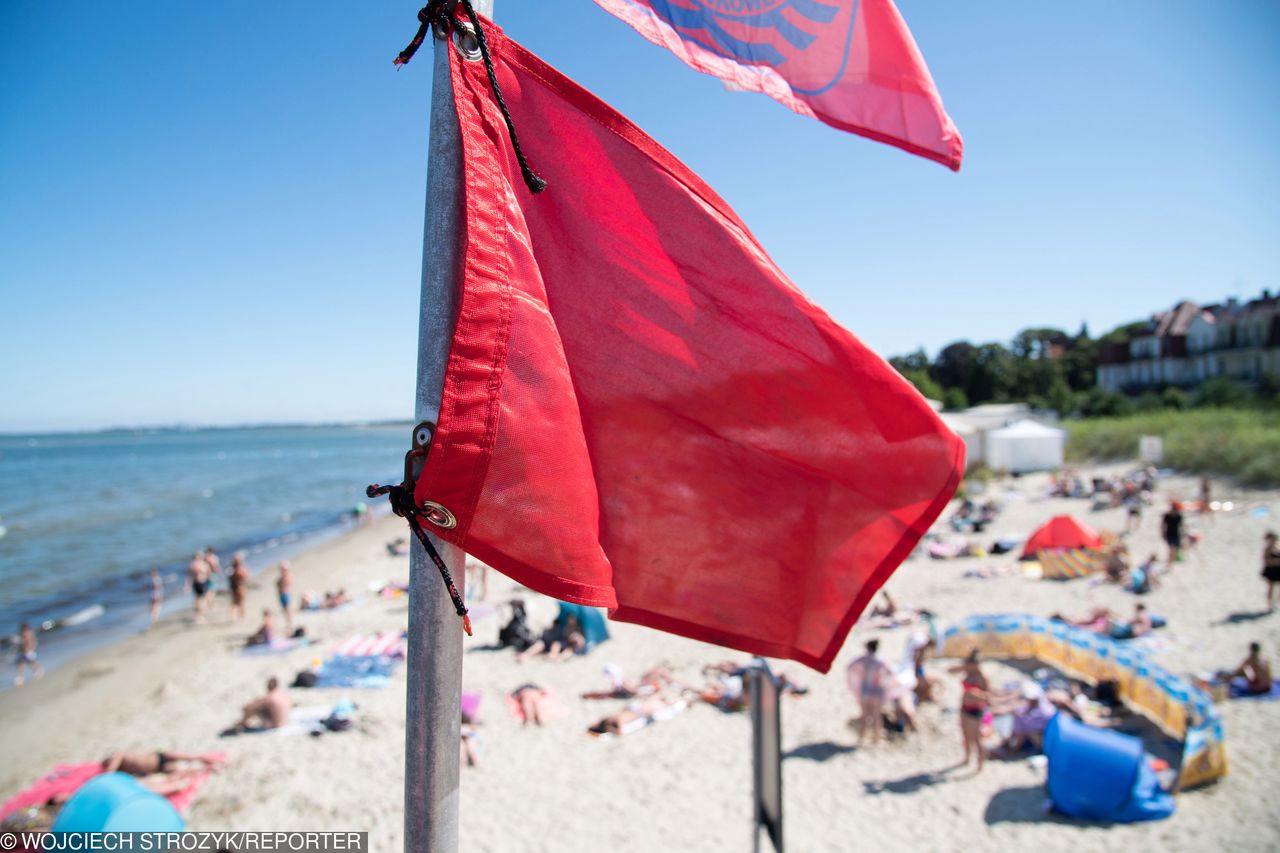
[2,1,1277,432]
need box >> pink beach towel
[503,688,569,725]
[333,633,407,659]
[1,757,225,822]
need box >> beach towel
[406,17,964,673]
[1228,678,1280,700]
[314,656,398,689]
[504,689,570,724]
[1038,548,1106,581]
[0,758,223,823]
[332,633,407,659]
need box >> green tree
[902,369,943,401]
[942,387,969,411]
[889,348,930,374]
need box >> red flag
[591,0,963,170]
[416,19,965,671]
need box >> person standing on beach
[186,552,211,624]
[228,554,249,622]
[148,567,164,626]
[277,561,294,633]
[1262,532,1280,613]
[13,622,43,686]
[846,639,890,745]
[949,649,992,773]
[1161,501,1184,568]
[204,547,223,590]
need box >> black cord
[454,0,547,194]
[368,481,472,635]
[394,1,547,194]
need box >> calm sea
[0,425,408,679]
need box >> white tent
[984,419,1065,473]
[939,412,982,468]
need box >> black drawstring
[394,0,547,194]
[367,482,472,636]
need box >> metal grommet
[421,500,457,529]
[451,23,481,61]
[413,422,435,449]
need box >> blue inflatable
[1044,715,1174,822]
[51,773,184,833]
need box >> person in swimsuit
[510,683,552,726]
[277,561,294,633]
[228,554,249,622]
[148,567,164,627]
[1229,642,1273,695]
[13,622,42,686]
[1162,501,1184,567]
[226,677,291,733]
[950,648,992,772]
[204,547,223,589]
[846,639,891,745]
[187,552,210,623]
[101,750,221,777]
[1262,532,1280,612]
[245,609,276,647]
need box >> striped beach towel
[1037,548,1106,580]
[332,633,406,659]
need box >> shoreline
[0,504,394,689]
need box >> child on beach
[13,622,43,686]
[149,567,164,626]
[228,554,249,622]
[846,639,891,745]
[277,561,294,633]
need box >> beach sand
[2,466,1278,851]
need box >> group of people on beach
[179,550,295,635]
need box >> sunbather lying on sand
[581,663,677,699]
[510,684,553,726]
[586,695,687,736]
[101,751,222,777]
[223,677,291,734]
[300,589,352,611]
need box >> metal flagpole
[405,2,493,850]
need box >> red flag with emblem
[591,0,963,170]
[414,16,964,672]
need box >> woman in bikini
[950,648,993,772]
[1262,532,1280,612]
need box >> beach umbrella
[1022,514,1103,558]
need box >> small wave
[40,603,106,631]
[201,489,215,498]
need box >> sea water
[0,424,409,680]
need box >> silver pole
[405,2,493,851]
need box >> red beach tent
[1022,515,1102,558]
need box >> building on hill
[1096,291,1280,392]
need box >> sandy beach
[2,465,1278,852]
